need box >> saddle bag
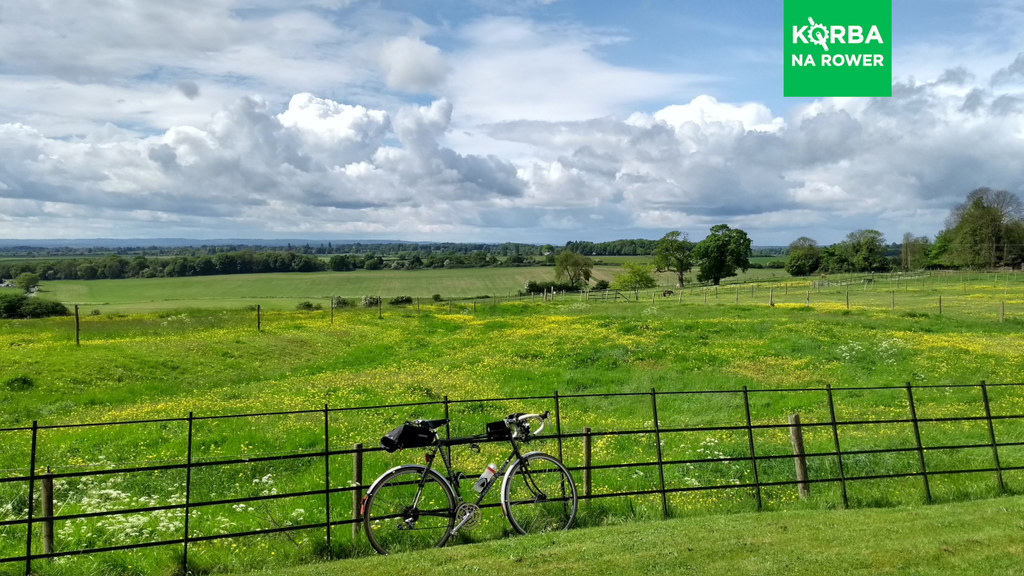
[380,422,436,452]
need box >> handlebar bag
[380,422,435,452]
[485,420,512,441]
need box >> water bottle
[473,463,496,493]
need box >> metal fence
[2,382,1024,575]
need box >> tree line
[0,248,551,282]
[786,187,1024,276]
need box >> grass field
[35,263,801,313]
[233,494,1024,576]
[2,271,1024,574]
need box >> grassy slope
[238,495,1024,576]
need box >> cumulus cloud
[0,94,525,238]
[378,37,449,93]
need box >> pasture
[1,271,1023,574]
[35,263,797,314]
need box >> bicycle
[361,411,578,555]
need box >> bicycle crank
[452,503,482,532]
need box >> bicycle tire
[363,465,456,555]
[500,452,578,535]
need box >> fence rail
[2,382,1024,574]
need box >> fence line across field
[64,270,1024,344]
[2,382,1024,575]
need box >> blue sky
[1,0,1022,246]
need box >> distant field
[37,264,795,313]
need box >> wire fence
[2,382,1024,575]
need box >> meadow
[34,262,795,314]
[1,270,1023,574]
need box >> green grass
[233,495,1024,576]
[2,272,1024,574]
[33,263,804,314]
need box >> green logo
[784,0,892,97]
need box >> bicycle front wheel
[362,466,456,555]
[501,452,577,534]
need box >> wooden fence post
[40,468,54,556]
[74,305,81,346]
[788,415,809,499]
[352,443,363,543]
[257,305,261,332]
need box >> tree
[785,237,821,276]
[841,229,890,272]
[554,251,594,288]
[900,233,931,272]
[610,262,657,291]
[653,231,694,287]
[692,224,752,285]
[14,273,40,294]
[945,188,1024,269]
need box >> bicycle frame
[412,432,529,534]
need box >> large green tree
[692,224,752,285]
[554,251,594,288]
[945,188,1024,269]
[841,229,891,272]
[784,237,821,276]
[653,231,694,288]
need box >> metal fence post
[25,421,38,576]
[583,427,592,500]
[980,382,1005,494]
[554,391,564,463]
[825,385,849,508]
[41,468,54,556]
[742,388,762,511]
[905,383,932,503]
[183,412,194,575]
[323,405,332,555]
[649,389,669,518]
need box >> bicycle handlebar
[506,411,550,439]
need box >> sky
[0,0,1022,246]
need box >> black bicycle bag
[485,420,512,441]
[380,422,436,452]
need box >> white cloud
[446,17,705,125]
[2,2,1024,244]
[378,37,449,93]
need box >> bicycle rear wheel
[501,452,577,534]
[362,466,456,555]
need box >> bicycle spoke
[502,453,577,535]
[363,468,456,554]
